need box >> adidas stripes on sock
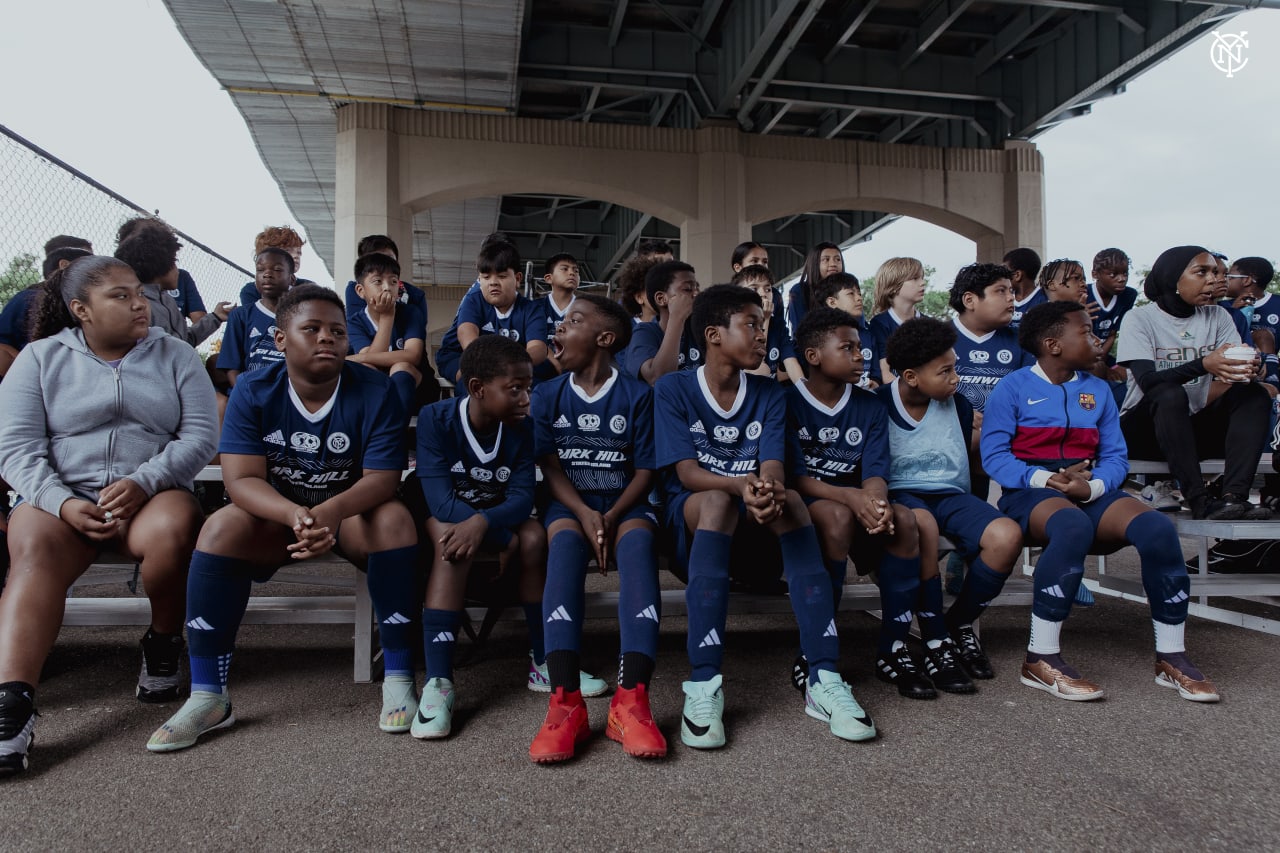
[365,545,418,678]
[778,526,839,684]
[875,551,919,656]
[543,531,588,659]
[186,550,253,693]
[686,530,732,682]
[617,527,660,661]
[422,608,460,681]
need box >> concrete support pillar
[681,124,752,283]
[982,139,1046,263]
[335,104,413,295]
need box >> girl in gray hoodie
[0,255,218,775]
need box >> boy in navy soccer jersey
[876,319,1023,692]
[1004,247,1045,331]
[1226,257,1280,387]
[217,248,294,387]
[346,253,425,422]
[787,308,937,700]
[147,285,421,752]
[655,285,874,747]
[535,253,580,376]
[527,294,666,763]
[982,301,1219,703]
[812,272,877,388]
[413,336,604,740]
[435,240,547,384]
[731,264,802,383]
[621,260,701,385]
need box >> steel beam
[608,1,629,47]
[714,0,804,113]
[821,0,883,63]
[736,0,826,128]
[974,7,1057,72]
[898,0,976,68]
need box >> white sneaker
[680,674,726,749]
[411,677,455,739]
[526,652,610,697]
[1140,481,1182,512]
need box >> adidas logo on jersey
[822,619,838,638]
[250,327,263,337]
[636,605,659,622]
[431,631,454,643]
[697,629,722,648]
[382,613,411,625]
[482,322,495,332]
[545,605,572,623]
[187,617,214,631]
[553,414,571,428]
[797,427,812,440]
[264,429,285,446]
[690,419,706,434]
[450,461,465,473]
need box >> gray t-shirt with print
[1117,303,1241,415]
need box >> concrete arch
[753,196,1000,246]
[401,178,687,230]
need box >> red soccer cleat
[606,683,667,759]
[529,688,590,764]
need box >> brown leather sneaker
[1019,658,1105,701]
[1155,660,1221,703]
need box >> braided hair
[28,255,135,342]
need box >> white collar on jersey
[888,377,924,428]
[888,306,919,325]
[1093,288,1117,313]
[255,300,277,319]
[795,378,851,417]
[287,376,342,423]
[569,366,618,403]
[492,302,515,321]
[952,317,996,344]
[459,396,503,463]
[1014,287,1041,307]
[548,292,575,318]
[696,365,747,419]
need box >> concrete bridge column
[681,124,752,283]
[335,104,414,292]
[978,139,1045,263]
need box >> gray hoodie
[143,283,221,346]
[0,326,219,516]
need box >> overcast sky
[2,0,1277,299]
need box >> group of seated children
[0,233,1251,779]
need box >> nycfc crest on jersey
[532,369,655,495]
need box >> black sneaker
[923,639,977,694]
[0,684,36,775]
[791,654,809,694]
[875,643,937,700]
[1204,494,1252,521]
[949,624,994,680]
[137,629,188,704]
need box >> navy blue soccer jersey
[220,361,405,508]
[1087,284,1138,342]
[348,304,426,354]
[532,368,655,495]
[763,313,796,378]
[536,293,575,343]
[217,302,285,373]
[785,380,890,488]
[0,287,38,350]
[416,396,536,529]
[620,318,702,381]
[951,319,1032,412]
[166,269,206,317]
[344,279,429,330]
[867,309,917,383]
[1247,292,1280,349]
[1009,288,1047,331]
[436,290,544,380]
[654,367,786,501]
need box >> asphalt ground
[3,547,1278,852]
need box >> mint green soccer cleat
[805,670,876,742]
[680,674,726,749]
[380,675,416,733]
[526,652,610,697]
[147,690,235,752]
[411,677,455,739]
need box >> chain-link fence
[0,124,252,353]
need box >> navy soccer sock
[1031,508,1093,622]
[1126,511,1190,626]
[617,527,660,661]
[779,526,839,683]
[826,557,849,610]
[947,555,1010,628]
[543,530,588,659]
[685,529,732,681]
[917,574,948,644]
[421,608,460,681]
[390,371,416,424]
[875,551,920,655]
[186,550,254,693]
[365,545,418,678]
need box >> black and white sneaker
[0,683,36,775]
[949,624,994,680]
[923,639,977,694]
[791,654,809,693]
[137,629,188,704]
[875,642,937,700]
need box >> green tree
[0,252,40,308]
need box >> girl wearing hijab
[1116,245,1271,520]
